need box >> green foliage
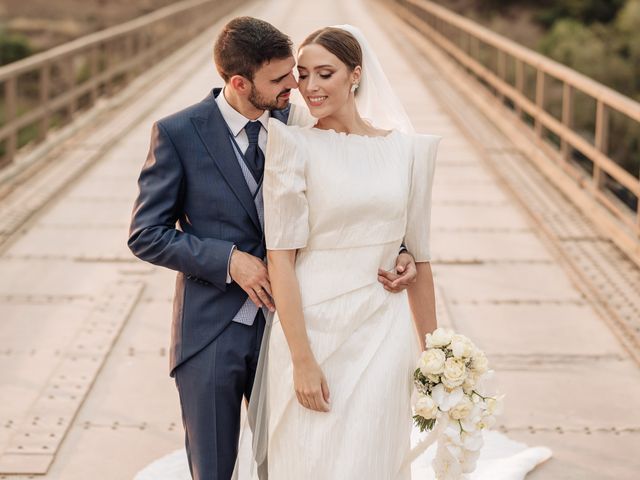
[0,29,33,66]
[413,414,436,432]
[535,0,626,27]
[538,19,635,96]
[615,0,640,94]
[441,0,640,186]
[537,4,640,177]
[616,0,640,35]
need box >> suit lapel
[191,89,262,233]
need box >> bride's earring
[350,83,359,93]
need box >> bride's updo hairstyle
[299,27,363,86]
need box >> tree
[0,28,32,66]
[615,0,640,95]
[535,0,626,27]
[538,19,634,96]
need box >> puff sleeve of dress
[404,134,441,262]
[264,118,309,250]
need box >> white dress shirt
[215,88,270,284]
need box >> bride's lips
[308,95,328,107]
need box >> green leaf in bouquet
[413,415,436,432]
[414,367,427,384]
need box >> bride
[135,24,551,480]
[261,24,437,478]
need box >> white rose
[415,394,438,419]
[449,395,473,420]
[426,328,454,348]
[450,334,475,358]
[442,357,466,388]
[471,350,489,374]
[419,348,446,375]
[462,372,477,393]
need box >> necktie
[244,121,265,183]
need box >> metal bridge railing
[0,0,239,169]
[389,0,640,264]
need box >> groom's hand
[377,251,417,293]
[229,250,275,312]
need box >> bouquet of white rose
[411,328,503,479]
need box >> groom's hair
[214,17,293,83]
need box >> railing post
[637,195,640,240]
[561,83,574,163]
[462,31,470,56]
[38,63,50,141]
[515,59,523,116]
[593,100,610,190]
[535,68,545,137]
[105,42,114,97]
[89,46,99,106]
[471,36,480,62]
[123,34,135,85]
[3,76,18,167]
[497,50,506,102]
[65,55,76,120]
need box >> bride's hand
[293,357,331,412]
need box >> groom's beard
[249,86,291,111]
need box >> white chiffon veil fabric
[335,24,416,134]
[231,25,423,480]
[231,310,274,480]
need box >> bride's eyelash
[297,73,333,80]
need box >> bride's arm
[267,249,331,413]
[406,262,437,351]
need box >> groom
[128,16,417,480]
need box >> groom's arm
[127,121,233,291]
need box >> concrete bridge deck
[0,0,639,478]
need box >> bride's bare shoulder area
[366,126,394,138]
[360,120,394,138]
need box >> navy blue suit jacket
[128,89,290,376]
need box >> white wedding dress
[263,118,437,479]
[134,119,552,479]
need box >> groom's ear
[229,75,251,95]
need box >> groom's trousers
[174,309,266,480]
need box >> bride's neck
[315,101,369,135]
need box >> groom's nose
[286,72,298,89]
